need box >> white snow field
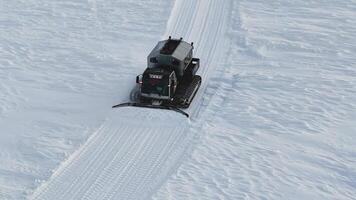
[0,0,355,199]
[1,0,175,199]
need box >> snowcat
[112,36,201,117]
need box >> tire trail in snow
[163,0,232,118]
[32,110,189,200]
[30,0,232,199]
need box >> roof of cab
[148,38,193,62]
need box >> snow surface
[1,0,174,199]
[1,0,356,199]
[154,1,356,199]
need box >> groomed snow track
[31,0,232,199]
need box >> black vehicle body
[113,37,202,117]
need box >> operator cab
[138,67,177,100]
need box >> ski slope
[1,0,356,199]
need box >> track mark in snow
[163,0,233,118]
[32,110,189,200]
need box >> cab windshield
[141,74,169,96]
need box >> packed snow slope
[0,0,355,199]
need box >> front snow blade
[112,102,189,118]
